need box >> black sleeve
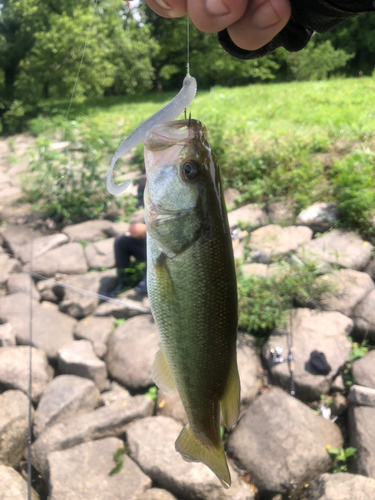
[218,0,375,60]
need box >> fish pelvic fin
[220,353,241,430]
[152,347,176,393]
[175,425,231,489]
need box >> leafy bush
[288,41,353,81]
[2,100,26,135]
[331,150,375,234]
[238,257,333,335]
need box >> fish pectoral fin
[220,354,241,430]
[175,425,231,489]
[152,347,176,394]
[175,424,231,488]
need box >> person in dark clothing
[111,178,147,296]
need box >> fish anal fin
[220,354,240,430]
[152,347,176,394]
[175,425,231,489]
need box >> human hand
[137,0,291,51]
[129,223,147,240]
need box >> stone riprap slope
[1,138,375,499]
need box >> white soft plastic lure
[106,74,197,195]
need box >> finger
[227,0,291,51]
[145,0,187,18]
[187,0,248,33]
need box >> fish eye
[182,161,199,180]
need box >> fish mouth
[145,119,205,151]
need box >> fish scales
[144,119,240,488]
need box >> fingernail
[154,0,172,10]
[252,0,282,29]
[205,0,230,16]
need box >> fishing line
[27,240,33,500]
[186,15,190,76]
[66,0,100,120]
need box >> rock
[58,341,108,392]
[156,389,187,425]
[349,405,375,477]
[301,472,375,500]
[348,385,375,407]
[127,416,254,500]
[0,390,32,467]
[106,315,159,390]
[62,219,114,243]
[227,388,343,498]
[237,333,262,407]
[264,309,352,400]
[267,201,295,226]
[0,224,44,258]
[299,230,373,271]
[85,238,115,270]
[296,203,339,233]
[365,259,375,280]
[353,289,375,342]
[31,394,154,476]
[136,489,178,500]
[98,381,131,407]
[104,221,130,238]
[16,233,69,264]
[330,392,347,417]
[318,269,374,317]
[249,225,313,262]
[0,464,40,500]
[227,204,267,230]
[0,347,51,403]
[352,351,375,389]
[7,272,40,300]
[0,293,76,360]
[36,278,62,303]
[33,375,99,438]
[24,243,88,277]
[74,315,114,357]
[224,188,240,210]
[95,289,150,318]
[55,269,117,319]
[47,437,151,500]
[331,374,345,392]
[0,253,21,289]
[0,323,15,346]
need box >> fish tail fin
[175,424,231,488]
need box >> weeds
[342,339,369,388]
[109,447,130,476]
[326,446,357,473]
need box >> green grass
[25,77,375,231]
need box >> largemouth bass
[144,119,240,488]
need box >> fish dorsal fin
[220,353,241,430]
[152,347,176,394]
[175,424,231,488]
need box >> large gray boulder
[31,394,154,476]
[237,333,262,407]
[318,269,374,317]
[57,340,108,392]
[16,233,68,264]
[74,315,114,357]
[353,289,375,342]
[24,243,88,277]
[227,388,343,498]
[98,381,131,407]
[0,293,76,360]
[348,385,375,407]
[264,308,352,400]
[352,351,375,389]
[137,489,178,500]
[156,389,187,425]
[47,437,151,500]
[62,219,114,243]
[7,272,40,300]
[227,204,267,230]
[84,238,115,270]
[0,253,21,289]
[301,472,375,500]
[95,288,150,318]
[298,230,373,270]
[106,315,159,390]
[33,375,99,438]
[127,416,254,500]
[0,224,44,259]
[0,390,32,467]
[349,405,375,478]
[0,465,40,500]
[249,225,313,262]
[0,323,15,346]
[296,203,339,233]
[0,347,52,403]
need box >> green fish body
[144,119,240,488]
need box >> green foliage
[331,150,375,234]
[342,339,369,388]
[327,446,357,473]
[238,257,333,335]
[109,447,130,476]
[288,40,353,81]
[145,386,157,401]
[122,261,146,288]
[114,318,126,326]
[2,100,26,134]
